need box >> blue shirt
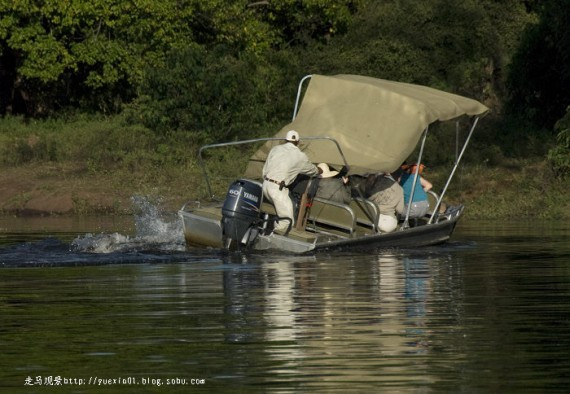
[400,173,427,204]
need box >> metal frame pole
[429,116,480,224]
[455,120,460,164]
[198,136,348,200]
[402,127,429,229]
[293,75,313,120]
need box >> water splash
[132,195,181,240]
[71,196,185,253]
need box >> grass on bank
[0,115,568,219]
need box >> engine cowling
[221,179,262,248]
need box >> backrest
[350,198,379,231]
[308,197,356,234]
[427,190,440,215]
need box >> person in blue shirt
[398,163,433,218]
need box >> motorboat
[179,74,489,253]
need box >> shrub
[0,115,164,169]
[125,44,297,144]
[547,107,570,178]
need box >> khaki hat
[317,163,339,178]
[285,130,300,142]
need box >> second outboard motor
[221,179,263,249]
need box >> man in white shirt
[262,130,321,232]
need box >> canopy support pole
[293,75,313,121]
[455,120,460,164]
[429,116,480,224]
[402,126,429,229]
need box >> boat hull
[312,214,459,251]
[179,207,224,248]
[179,204,462,254]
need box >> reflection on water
[0,219,569,392]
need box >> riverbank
[0,162,193,216]
[1,157,567,220]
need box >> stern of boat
[178,202,224,248]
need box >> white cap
[285,130,300,142]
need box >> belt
[264,176,287,190]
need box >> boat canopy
[245,74,489,176]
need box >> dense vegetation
[0,0,568,216]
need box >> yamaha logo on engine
[243,192,259,203]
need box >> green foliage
[254,0,361,47]
[125,44,298,143]
[293,0,543,169]
[452,159,568,220]
[547,107,570,178]
[0,114,180,171]
[301,0,533,103]
[2,1,196,104]
[0,0,362,116]
[0,0,562,174]
[506,0,570,128]
[467,115,551,163]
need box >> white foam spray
[71,196,185,253]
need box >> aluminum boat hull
[179,204,463,254]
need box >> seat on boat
[350,198,379,232]
[307,197,356,234]
[400,190,443,227]
[427,190,440,216]
[262,196,361,236]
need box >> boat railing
[198,136,350,200]
[402,126,429,229]
[350,197,379,232]
[307,197,356,236]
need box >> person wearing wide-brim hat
[315,163,351,204]
[317,163,339,178]
[262,130,322,232]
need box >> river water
[1,201,569,392]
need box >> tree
[0,0,362,116]
[302,0,534,104]
[506,0,570,128]
[0,0,196,114]
[547,106,570,178]
[127,44,300,144]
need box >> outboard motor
[221,179,263,249]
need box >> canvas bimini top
[246,74,489,176]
